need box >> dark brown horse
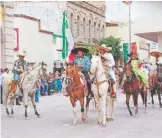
[121,63,141,116]
[66,65,87,125]
[150,63,162,108]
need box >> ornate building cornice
[68,1,105,17]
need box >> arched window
[94,22,96,38]
[102,25,105,38]
[89,20,91,39]
[70,13,73,33]
[98,23,100,39]
[83,18,86,39]
[77,16,80,37]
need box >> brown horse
[121,63,141,116]
[66,65,87,125]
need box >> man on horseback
[97,44,116,98]
[8,50,27,97]
[127,53,148,89]
[64,47,93,98]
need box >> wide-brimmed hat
[97,44,112,52]
[17,50,27,57]
[71,47,89,54]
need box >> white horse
[2,63,46,119]
[89,55,109,127]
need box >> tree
[100,36,122,63]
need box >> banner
[13,28,19,51]
[123,43,129,62]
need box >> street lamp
[123,1,133,53]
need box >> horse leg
[151,89,155,107]
[70,98,77,125]
[79,97,86,122]
[133,93,138,116]
[85,96,90,120]
[31,94,40,118]
[4,93,10,116]
[106,95,114,122]
[157,88,162,108]
[144,90,147,113]
[10,97,16,118]
[101,95,107,127]
[23,92,29,119]
[94,96,102,125]
[126,94,132,116]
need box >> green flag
[123,43,129,63]
[62,11,68,59]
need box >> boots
[16,97,21,105]
[8,81,18,97]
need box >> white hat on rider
[98,44,112,52]
[17,50,27,57]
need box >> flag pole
[128,3,132,53]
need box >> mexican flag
[63,11,75,62]
[53,11,75,61]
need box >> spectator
[0,69,4,104]
[53,71,62,95]
[35,79,42,103]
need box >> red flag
[131,42,137,54]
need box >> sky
[105,1,162,23]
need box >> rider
[8,50,27,97]
[128,53,148,88]
[64,47,92,98]
[98,44,116,98]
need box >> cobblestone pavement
[1,92,162,138]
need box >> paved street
[1,92,162,138]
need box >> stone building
[67,1,106,45]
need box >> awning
[135,31,162,43]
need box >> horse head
[123,63,135,82]
[90,54,101,75]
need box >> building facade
[67,1,106,45]
[1,1,106,71]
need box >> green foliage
[100,36,122,62]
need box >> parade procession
[1,1,162,138]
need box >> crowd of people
[0,68,64,105]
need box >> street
[1,92,162,138]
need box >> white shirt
[101,53,115,68]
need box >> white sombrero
[97,44,112,52]
[17,50,27,57]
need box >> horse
[90,54,115,127]
[65,64,87,125]
[121,63,147,116]
[151,63,162,108]
[2,62,47,119]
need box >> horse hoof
[25,117,29,120]
[134,114,139,118]
[37,115,41,118]
[10,114,15,118]
[102,124,106,127]
[106,118,110,122]
[82,117,86,122]
[73,121,76,125]
[110,118,114,121]
[160,105,162,108]
[97,121,102,125]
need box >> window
[94,22,96,38]
[83,18,86,39]
[89,20,91,39]
[77,16,80,37]
[98,23,100,39]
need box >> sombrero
[71,47,89,54]
[17,50,27,57]
[97,44,112,52]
